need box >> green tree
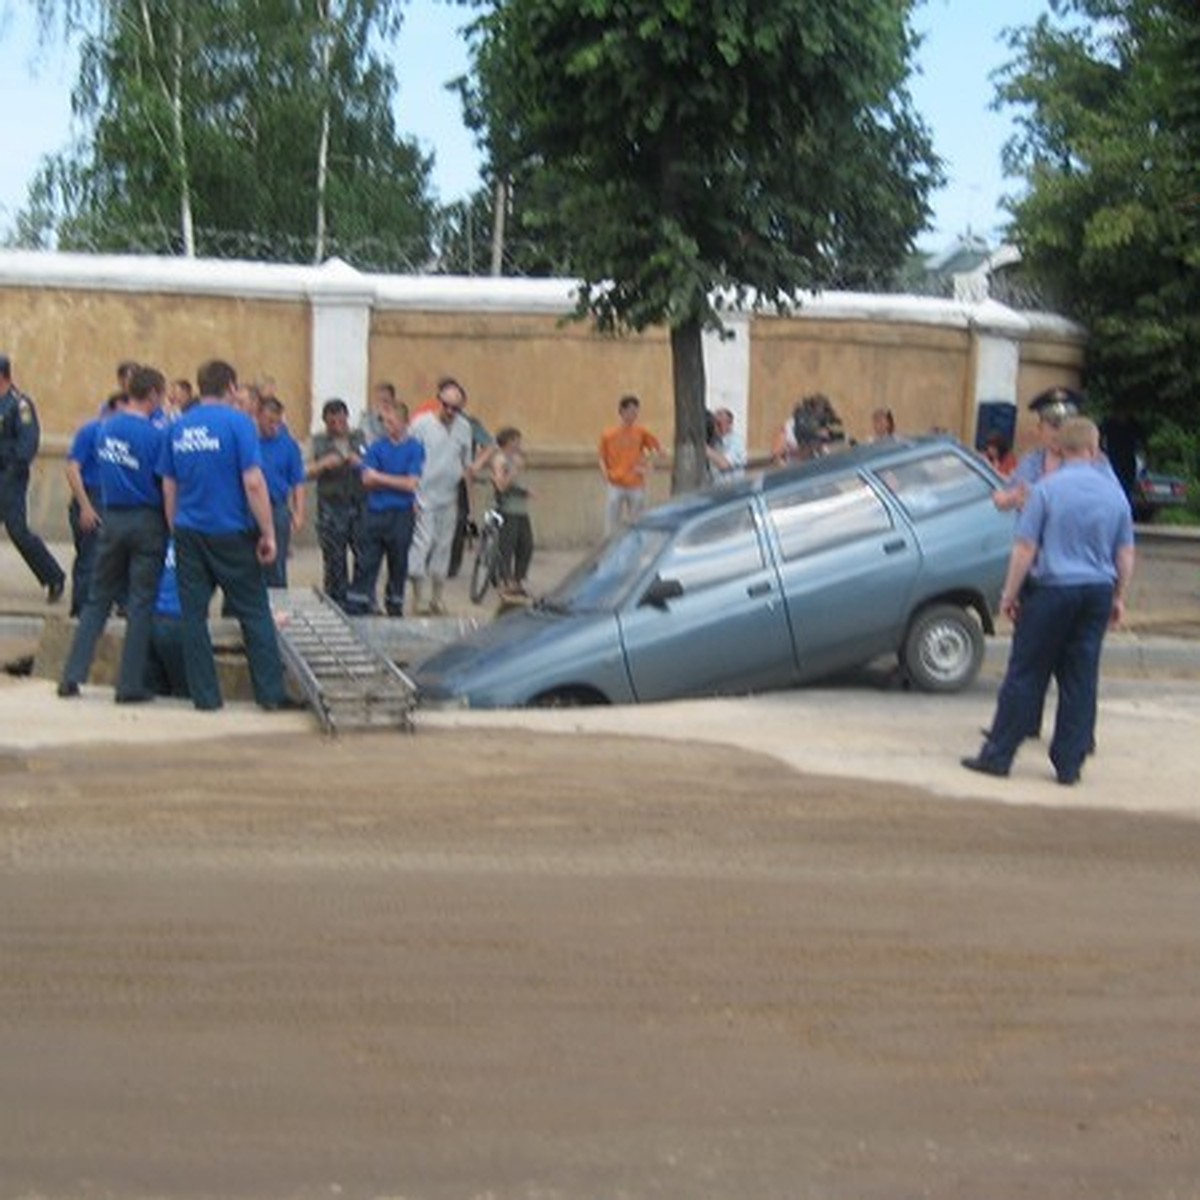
[15,0,436,269]
[461,0,940,489]
[997,0,1200,425]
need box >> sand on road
[2,724,1199,1198]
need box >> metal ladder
[269,589,417,734]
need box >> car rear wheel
[902,604,984,693]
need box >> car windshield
[539,526,671,612]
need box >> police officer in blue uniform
[159,358,285,711]
[59,367,169,702]
[0,353,66,602]
[964,417,1136,786]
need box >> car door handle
[747,580,773,598]
[883,538,907,555]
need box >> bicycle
[469,507,505,604]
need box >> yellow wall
[1014,336,1088,455]
[1,265,1085,547]
[0,285,311,434]
[369,310,673,451]
[748,317,972,452]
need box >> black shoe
[47,578,65,604]
[259,695,307,712]
[961,755,1009,778]
[57,680,80,698]
[1056,771,1080,786]
[115,691,154,704]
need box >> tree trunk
[170,13,194,257]
[670,318,708,494]
[314,0,334,263]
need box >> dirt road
[3,728,1199,1198]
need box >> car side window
[657,504,765,592]
[877,451,993,517]
[767,475,892,560]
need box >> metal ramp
[269,589,416,734]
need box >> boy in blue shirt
[345,398,424,616]
[59,367,169,702]
[255,395,307,588]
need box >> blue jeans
[982,582,1113,779]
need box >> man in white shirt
[706,408,747,480]
[407,377,473,614]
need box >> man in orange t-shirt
[598,394,662,534]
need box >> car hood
[412,604,616,705]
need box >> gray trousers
[62,507,167,697]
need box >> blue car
[414,437,1016,708]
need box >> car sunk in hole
[413,437,1016,709]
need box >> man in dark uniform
[0,353,66,602]
[963,417,1135,786]
[159,359,285,711]
[308,397,366,609]
[58,366,168,702]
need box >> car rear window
[876,450,993,518]
[766,475,893,560]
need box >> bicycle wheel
[469,525,500,604]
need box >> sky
[0,0,1051,253]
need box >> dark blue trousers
[62,507,167,698]
[345,507,415,616]
[263,500,292,589]
[68,487,103,616]
[1,463,64,589]
[317,499,360,608]
[175,527,284,710]
[981,582,1113,780]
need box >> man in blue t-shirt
[59,367,169,702]
[158,358,285,711]
[63,393,123,616]
[964,417,1136,786]
[345,397,424,616]
[254,395,307,588]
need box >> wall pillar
[308,258,375,431]
[702,311,751,431]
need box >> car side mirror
[640,575,684,609]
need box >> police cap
[1028,386,1083,426]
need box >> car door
[619,501,796,702]
[766,473,917,681]
[872,448,1013,605]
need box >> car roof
[640,435,983,528]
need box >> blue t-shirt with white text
[96,412,165,509]
[159,402,263,534]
